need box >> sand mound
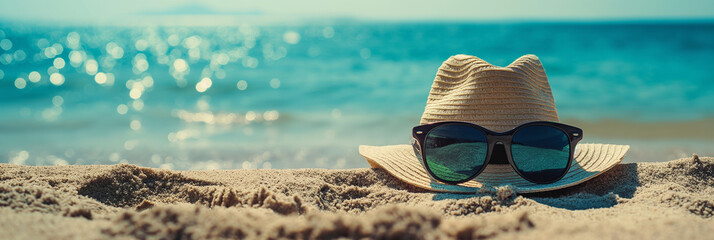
[0,184,99,219]
[76,164,215,207]
[2,155,713,239]
[102,204,534,239]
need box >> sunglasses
[411,121,583,184]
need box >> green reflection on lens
[424,124,487,182]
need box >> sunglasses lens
[511,125,571,183]
[424,124,488,182]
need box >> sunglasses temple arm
[411,137,443,183]
[410,138,426,167]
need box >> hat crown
[419,54,559,132]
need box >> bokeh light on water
[2,21,714,169]
[2,22,444,170]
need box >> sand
[1,155,713,239]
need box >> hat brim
[359,143,629,193]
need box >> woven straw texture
[421,54,558,132]
[359,54,630,193]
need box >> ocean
[2,21,713,169]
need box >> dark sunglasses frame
[411,121,583,185]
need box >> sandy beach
[2,1,714,239]
[1,155,712,239]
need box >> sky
[1,0,713,24]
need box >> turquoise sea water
[1,22,713,169]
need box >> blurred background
[1,0,713,170]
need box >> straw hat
[359,54,629,193]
